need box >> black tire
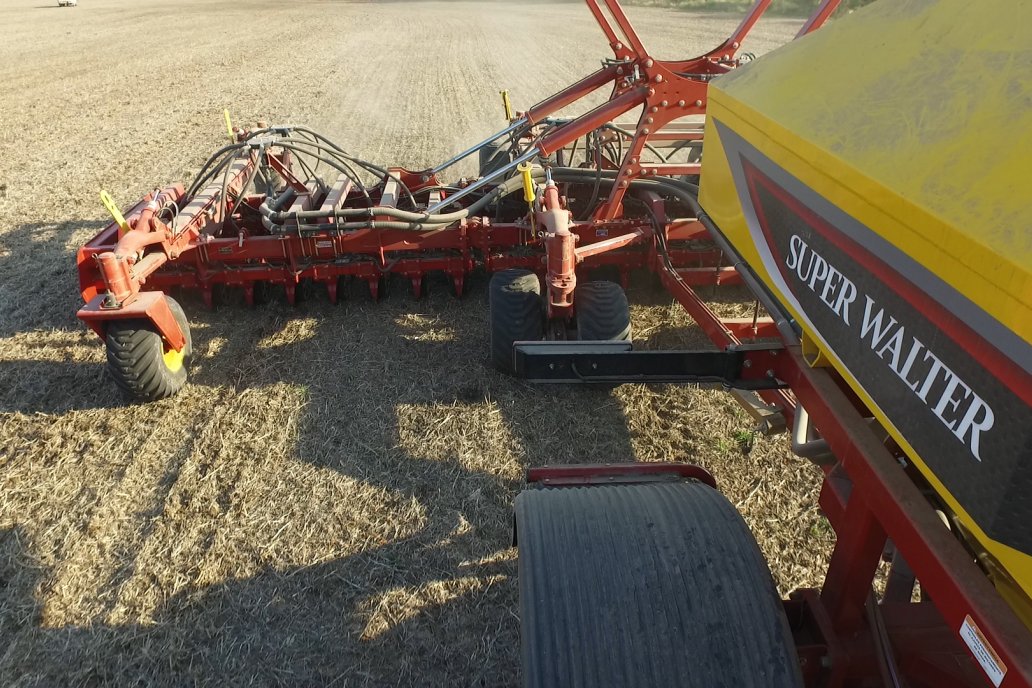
[575,280,631,341]
[516,481,804,688]
[490,269,543,374]
[479,140,512,177]
[105,296,193,402]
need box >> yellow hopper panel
[699,0,1032,622]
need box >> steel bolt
[642,128,650,134]
[654,75,664,83]
[646,117,654,124]
[620,180,628,187]
[615,42,623,50]
[645,59,654,68]
[649,106,658,113]
[732,42,740,49]
[661,100,669,107]
[695,99,703,107]
[617,67,624,75]
[630,157,638,164]
[678,100,686,107]
[766,369,775,378]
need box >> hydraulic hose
[256,167,708,236]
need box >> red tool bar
[574,228,645,259]
[526,64,622,125]
[722,0,773,55]
[584,0,624,51]
[796,0,843,38]
[538,88,648,156]
[594,0,648,57]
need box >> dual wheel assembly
[489,268,632,375]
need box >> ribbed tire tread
[490,269,543,374]
[575,281,631,341]
[516,481,803,688]
[105,296,192,402]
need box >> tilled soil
[0,2,832,685]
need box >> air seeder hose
[256,167,704,232]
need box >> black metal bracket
[512,340,786,390]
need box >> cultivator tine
[243,284,255,307]
[285,283,297,306]
[325,279,339,305]
[411,275,423,299]
[452,273,465,298]
[367,277,380,302]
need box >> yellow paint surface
[700,0,1032,624]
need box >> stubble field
[0,1,833,685]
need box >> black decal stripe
[742,159,1031,406]
[714,121,1031,379]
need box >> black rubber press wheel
[516,481,804,688]
[575,280,631,341]
[105,296,193,402]
[490,269,543,375]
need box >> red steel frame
[74,2,1032,685]
[77,0,816,338]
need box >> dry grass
[0,1,831,685]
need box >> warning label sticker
[960,614,1007,687]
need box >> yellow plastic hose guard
[518,162,536,204]
[224,109,235,142]
[501,90,514,121]
[99,190,129,235]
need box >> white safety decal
[960,615,1007,687]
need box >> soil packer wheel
[516,481,804,688]
[105,296,193,402]
[490,269,543,375]
[575,280,631,341]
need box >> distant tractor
[57,0,77,6]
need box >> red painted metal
[778,347,1032,687]
[70,3,1032,686]
[796,0,842,38]
[527,462,717,490]
[76,0,784,340]
[77,291,186,351]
